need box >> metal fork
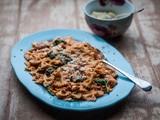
[102,59,152,91]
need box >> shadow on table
[100,35,124,44]
[34,96,127,120]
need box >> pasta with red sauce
[24,36,117,101]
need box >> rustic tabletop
[0,0,160,120]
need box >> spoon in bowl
[114,8,144,19]
[97,49,152,91]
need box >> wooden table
[0,0,160,120]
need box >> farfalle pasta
[24,36,117,101]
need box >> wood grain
[0,0,20,119]
[0,0,160,120]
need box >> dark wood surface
[0,0,160,120]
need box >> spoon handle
[102,59,152,91]
[115,8,144,19]
[134,8,144,14]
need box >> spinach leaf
[47,51,72,63]
[95,78,108,92]
[53,38,67,46]
[56,53,71,59]
[47,51,56,59]
[37,68,46,74]
[46,67,55,76]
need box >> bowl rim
[83,0,135,21]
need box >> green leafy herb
[47,51,56,59]
[53,38,67,46]
[46,67,55,76]
[55,53,72,64]
[37,68,46,74]
[47,51,72,64]
[56,53,71,59]
[95,78,108,92]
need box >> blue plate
[11,29,135,111]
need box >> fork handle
[102,59,152,91]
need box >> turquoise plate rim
[11,29,135,111]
